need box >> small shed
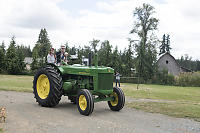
[157,52,191,76]
[24,57,33,70]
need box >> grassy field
[122,83,200,121]
[0,74,200,121]
[0,128,3,133]
[0,74,33,92]
[122,83,200,102]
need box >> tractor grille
[98,73,113,90]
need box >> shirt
[116,73,120,80]
[47,54,55,64]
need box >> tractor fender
[46,63,62,75]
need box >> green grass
[0,128,3,133]
[0,74,33,92]
[122,83,200,102]
[1,74,200,121]
[122,83,200,121]
[126,102,200,121]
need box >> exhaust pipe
[88,53,92,66]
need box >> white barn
[157,53,191,76]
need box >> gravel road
[0,91,200,133]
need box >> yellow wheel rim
[110,92,118,106]
[79,95,87,111]
[36,74,50,99]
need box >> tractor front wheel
[77,89,94,116]
[108,87,125,111]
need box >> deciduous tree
[130,3,159,80]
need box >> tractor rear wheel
[33,65,63,107]
[108,87,125,111]
[77,89,94,116]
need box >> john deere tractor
[33,54,125,116]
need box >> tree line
[0,37,27,74]
[31,29,136,77]
[0,3,199,79]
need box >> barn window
[166,60,169,64]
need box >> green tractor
[33,54,125,116]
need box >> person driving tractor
[56,45,68,65]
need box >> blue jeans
[115,79,120,87]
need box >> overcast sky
[0,0,199,60]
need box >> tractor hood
[58,65,114,76]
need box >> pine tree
[18,45,32,57]
[159,34,171,55]
[31,47,40,71]
[90,39,100,53]
[70,46,76,55]
[146,38,157,79]
[83,45,92,58]
[36,28,51,62]
[166,34,171,52]
[31,28,51,70]
[0,41,6,72]
[196,60,200,71]
[0,41,6,54]
[6,36,19,74]
[159,34,166,55]
[124,44,134,76]
[16,45,26,73]
[98,40,112,66]
[111,46,122,73]
[64,42,70,53]
[77,46,83,64]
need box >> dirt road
[0,91,200,133]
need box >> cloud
[0,0,75,46]
[1,0,72,30]
[154,0,200,59]
[0,0,199,60]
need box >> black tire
[68,96,77,104]
[77,89,94,116]
[108,87,125,111]
[33,65,63,107]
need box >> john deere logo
[79,72,89,75]
[108,69,110,72]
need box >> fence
[117,77,139,84]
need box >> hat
[61,45,66,49]
[50,48,54,52]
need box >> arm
[54,54,57,63]
[47,54,51,63]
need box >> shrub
[175,72,200,87]
[152,69,175,85]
